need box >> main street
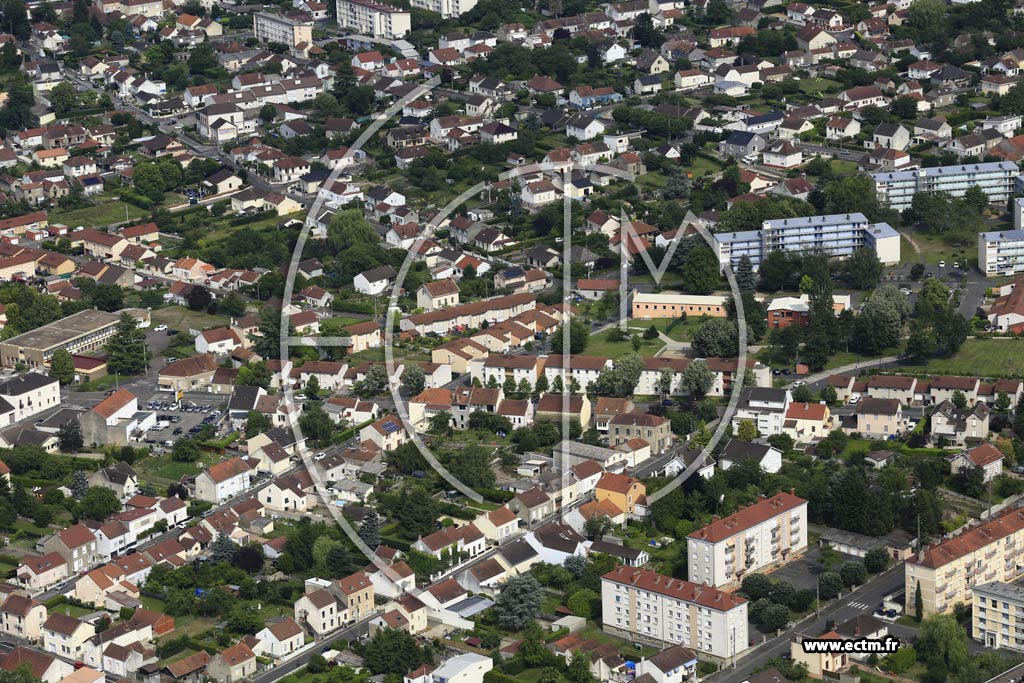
[707,564,905,683]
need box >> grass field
[626,317,703,342]
[585,329,665,358]
[150,307,230,333]
[798,77,840,95]
[904,230,975,267]
[51,199,150,228]
[905,339,1024,377]
[137,451,220,485]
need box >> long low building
[400,293,535,336]
[906,505,1024,617]
[710,213,900,270]
[0,309,150,369]
[631,292,728,319]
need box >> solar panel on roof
[382,420,400,433]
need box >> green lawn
[137,452,220,484]
[626,317,703,342]
[905,339,1024,377]
[72,374,124,392]
[684,156,722,177]
[798,77,840,95]
[150,306,230,334]
[839,438,873,459]
[824,347,903,370]
[585,329,665,358]
[51,199,150,228]
[905,230,976,267]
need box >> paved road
[707,565,905,683]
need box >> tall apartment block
[972,582,1024,652]
[253,12,314,48]
[409,0,477,18]
[906,505,1024,618]
[335,0,411,39]
[709,213,900,270]
[600,566,749,661]
[871,161,1019,211]
[980,229,1024,277]
[687,491,808,588]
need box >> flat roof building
[0,309,150,369]
[980,229,1024,277]
[336,0,410,39]
[871,161,1018,211]
[253,11,314,48]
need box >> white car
[938,260,945,268]
[900,288,911,295]
[848,396,860,405]
[792,380,805,388]
[154,324,168,332]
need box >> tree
[822,385,838,405]
[679,244,720,295]
[736,419,758,441]
[555,318,589,355]
[355,365,389,397]
[644,324,658,340]
[496,574,542,630]
[864,547,890,573]
[49,349,75,385]
[48,82,78,115]
[59,418,83,453]
[70,470,89,500]
[736,255,756,293]
[244,411,271,438]
[964,185,989,212]
[818,571,842,600]
[305,375,321,401]
[915,580,923,621]
[171,438,202,463]
[740,574,773,600]
[996,392,1012,412]
[105,312,148,375]
[402,364,425,395]
[361,628,428,675]
[325,545,352,578]
[566,588,600,620]
[186,286,213,312]
[692,319,743,357]
[839,561,867,587]
[757,603,791,632]
[359,509,380,548]
[843,248,883,290]
[77,487,122,521]
[232,545,264,573]
[917,614,970,677]
[679,359,714,398]
[584,514,613,538]
[566,651,592,683]
[210,532,236,564]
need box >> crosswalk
[847,601,871,611]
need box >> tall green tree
[496,574,542,630]
[49,349,75,385]
[105,313,148,375]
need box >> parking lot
[140,397,228,449]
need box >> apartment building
[871,161,1018,211]
[709,214,900,270]
[979,229,1024,277]
[253,12,314,48]
[731,387,792,437]
[972,582,1024,652]
[905,505,1024,617]
[687,491,808,588]
[600,566,749,661]
[409,0,477,17]
[335,0,411,39]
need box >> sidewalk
[789,356,900,388]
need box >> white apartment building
[253,12,313,48]
[601,566,749,661]
[542,354,613,393]
[980,229,1024,277]
[871,161,1018,211]
[905,505,1024,617]
[409,0,477,17]
[687,491,808,588]
[335,0,411,39]
[731,387,792,437]
[709,214,900,270]
[973,582,1024,652]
